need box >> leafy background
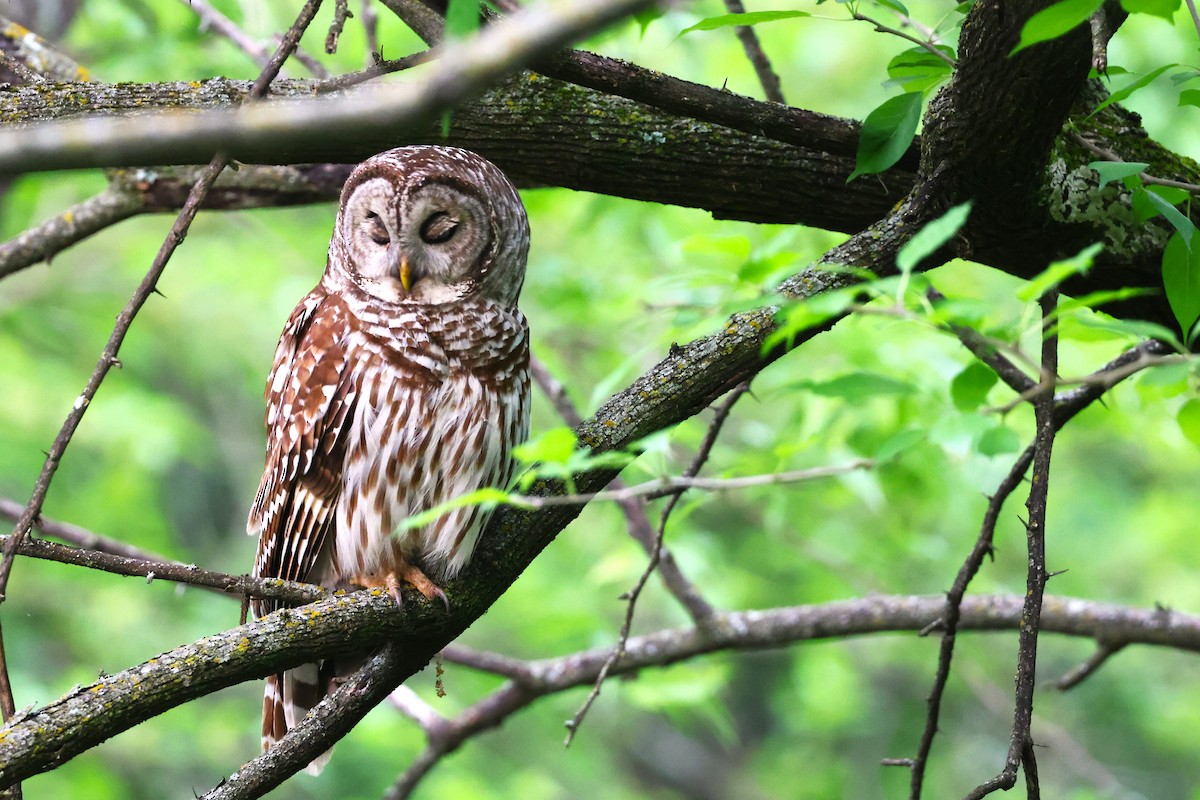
[1,0,1200,797]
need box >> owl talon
[354,563,450,612]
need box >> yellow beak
[399,254,412,293]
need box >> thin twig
[929,289,1036,394]
[327,0,352,53]
[182,0,273,67]
[1070,130,1200,194]
[0,532,324,605]
[851,12,956,68]
[529,355,715,622]
[964,290,1059,799]
[181,0,331,78]
[721,0,785,103]
[1056,642,1125,690]
[904,338,1171,799]
[0,188,146,280]
[511,461,873,510]
[361,0,381,58]
[1185,0,1200,41]
[0,0,326,730]
[563,383,751,746]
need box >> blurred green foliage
[2,1,1200,798]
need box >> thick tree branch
[0,0,660,173]
[1,591,1197,788]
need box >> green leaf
[978,424,1021,456]
[679,10,810,35]
[950,360,999,411]
[395,487,515,532]
[1180,88,1200,108]
[1177,398,1200,449]
[1136,361,1190,398]
[1017,242,1102,300]
[1142,188,1196,248]
[1162,231,1200,338]
[1072,314,1184,350]
[875,427,926,461]
[848,92,923,182]
[513,427,578,464]
[766,285,862,349]
[896,202,972,273]
[1090,64,1177,117]
[1011,0,1104,55]
[797,372,917,399]
[1088,160,1149,188]
[873,0,911,15]
[444,0,481,39]
[1120,0,1180,21]
[885,46,954,92]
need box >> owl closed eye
[340,178,499,305]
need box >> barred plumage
[247,146,530,772]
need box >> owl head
[327,146,529,308]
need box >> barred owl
[247,146,530,771]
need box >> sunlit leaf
[514,427,578,464]
[896,202,972,273]
[445,0,481,39]
[1142,188,1196,249]
[1011,0,1104,55]
[795,372,918,399]
[875,427,927,461]
[1090,64,1177,116]
[1177,398,1200,449]
[1017,242,1102,300]
[885,46,955,92]
[679,10,810,36]
[950,360,999,411]
[1120,0,1180,21]
[395,487,515,532]
[977,424,1021,455]
[1088,160,1148,188]
[1072,314,1184,350]
[873,0,911,15]
[848,92,923,182]
[1162,231,1200,339]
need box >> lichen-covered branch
[0,591,1196,789]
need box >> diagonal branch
[2,590,1198,790]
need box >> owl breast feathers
[246,146,531,771]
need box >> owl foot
[354,565,450,612]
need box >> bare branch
[721,0,785,103]
[386,593,1200,798]
[204,642,411,800]
[565,382,750,744]
[0,530,324,605]
[1056,642,1126,690]
[180,0,331,78]
[0,0,660,173]
[530,355,715,622]
[0,187,144,279]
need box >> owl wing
[248,287,358,616]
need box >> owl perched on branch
[247,146,531,771]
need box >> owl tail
[262,665,334,776]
